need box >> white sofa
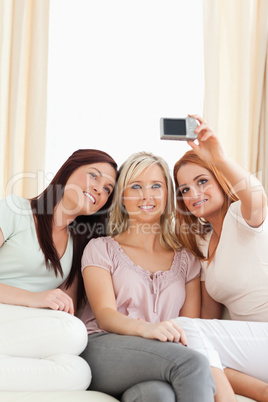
[0,391,256,402]
[0,391,119,402]
[0,390,256,401]
[0,309,256,402]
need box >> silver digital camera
[160,116,198,141]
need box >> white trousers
[0,304,91,391]
[175,317,268,383]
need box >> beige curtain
[257,47,268,192]
[203,0,268,191]
[0,0,50,199]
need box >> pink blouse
[81,236,201,335]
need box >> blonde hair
[173,150,238,261]
[108,151,181,250]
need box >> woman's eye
[152,183,161,189]
[89,172,97,179]
[181,187,189,194]
[198,179,208,185]
[131,184,141,189]
[104,187,111,195]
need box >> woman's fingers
[139,319,188,346]
[187,139,198,150]
[172,320,188,345]
[54,291,74,314]
[188,114,204,125]
[156,320,188,345]
[187,115,215,146]
[32,289,74,315]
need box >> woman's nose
[189,186,201,198]
[142,189,153,200]
[93,183,101,194]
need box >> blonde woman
[80,152,216,402]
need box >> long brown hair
[31,149,117,308]
[173,150,238,261]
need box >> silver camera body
[160,116,198,141]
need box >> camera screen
[163,119,186,135]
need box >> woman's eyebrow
[107,182,115,189]
[88,167,102,175]
[128,180,165,185]
[193,174,207,181]
[178,174,208,188]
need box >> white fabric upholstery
[0,308,256,401]
[0,391,119,401]
[0,391,255,401]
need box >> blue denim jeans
[81,332,215,402]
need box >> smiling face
[61,162,116,217]
[176,162,225,221]
[122,164,167,224]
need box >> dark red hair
[31,149,117,309]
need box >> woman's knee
[0,309,88,357]
[49,354,92,390]
[121,381,176,402]
[170,346,214,383]
[187,351,216,392]
[0,354,92,391]
[61,314,88,355]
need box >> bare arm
[189,115,267,228]
[0,282,74,314]
[214,156,266,228]
[179,277,201,318]
[0,227,74,314]
[201,282,224,319]
[83,265,188,345]
[0,283,74,314]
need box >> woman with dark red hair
[0,149,117,391]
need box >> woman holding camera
[173,115,268,401]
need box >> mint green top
[0,194,73,291]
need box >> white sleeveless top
[201,201,268,322]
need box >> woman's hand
[187,115,267,227]
[29,289,74,315]
[137,319,188,345]
[187,114,226,167]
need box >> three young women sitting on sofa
[1,120,267,400]
[0,149,117,391]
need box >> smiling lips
[193,199,208,207]
[84,192,96,204]
[139,205,155,211]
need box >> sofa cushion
[0,391,119,402]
